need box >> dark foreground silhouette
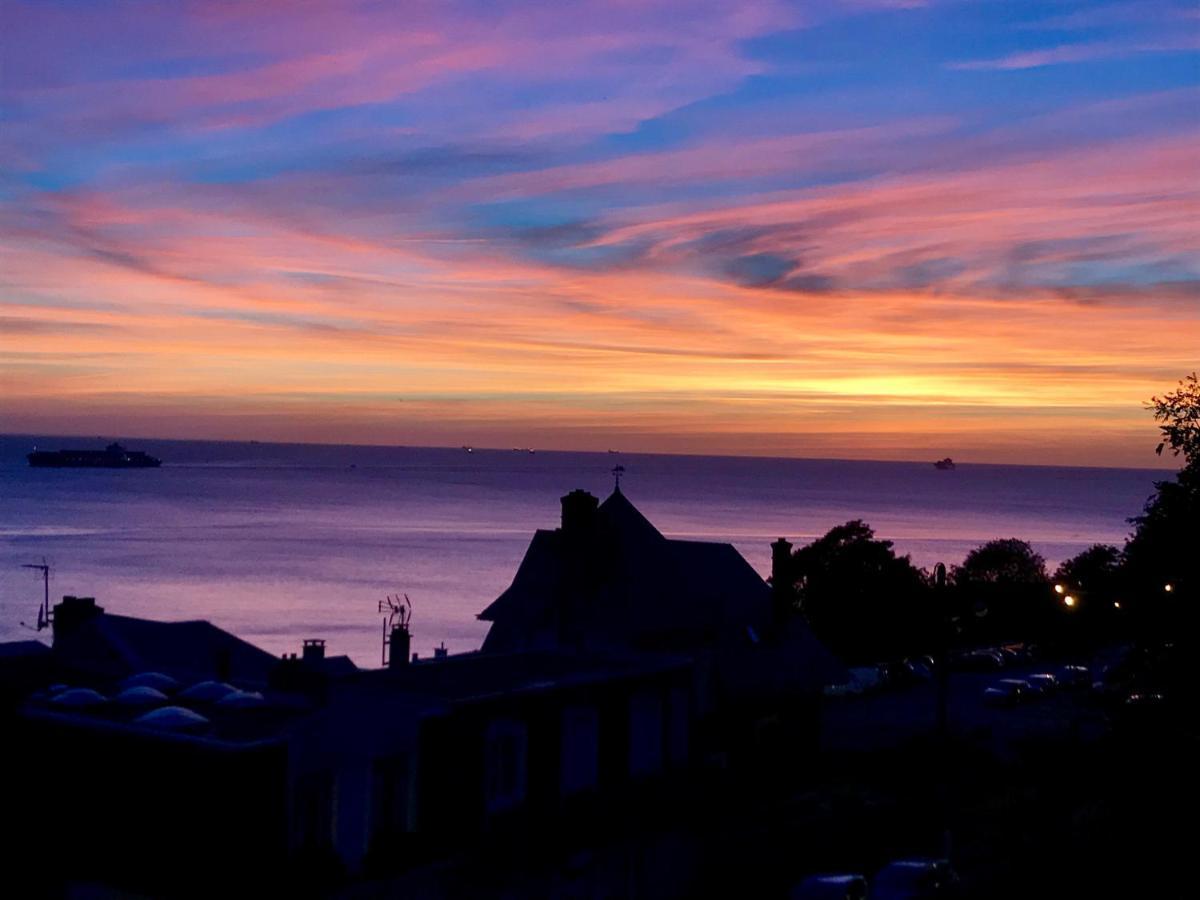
[2,486,1194,898]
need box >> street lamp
[1164,583,1174,593]
[1063,595,1077,608]
[1054,584,1065,595]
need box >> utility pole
[934,562,952,861]
[22,559,51,631]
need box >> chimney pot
[388,625,411,669]
[51,595,104,645]
[770,538,793,625]
[302,638,326,663]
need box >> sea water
[0,435,1167,666]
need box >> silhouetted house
[345,648,693,886]
[0,639,51,710]
[6,603,695,897]
[49,594,280,684]
[478,488,843,755]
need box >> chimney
[388,625,411,669]
[771,538,793,625]
[302,639,326,664]
[51,596,104,645]
[561,489,599,536]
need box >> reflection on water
[0,435,1165,666]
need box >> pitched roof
[477,489,844,694]
[53,614,279,685]
[480,490,772,635]
[355,649,688,705]
[0,640,51,662]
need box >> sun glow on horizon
[2,1,1197,467]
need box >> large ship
[27,442,162,469]
[933,457,956,470]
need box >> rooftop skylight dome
[114,686,169,709]
[49,688,108,709]
[134,706,210,732]
[119,671,180,694]
[178,681,238,703]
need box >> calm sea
[0,435,1167,666]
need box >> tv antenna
[378,593,413,666]
[21,558,52,631]
[612,464,625,491]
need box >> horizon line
[0,430,1178,475]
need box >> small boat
[28,442,162,469]
[933,457,956,470]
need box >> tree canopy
[1054,544,1121,598]
[1124,372,1200,610]
[1149,371,1200,467]
[950,539,1052,641]
[953,538,1048,587]
[786,520,932,663]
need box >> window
[666,686,689,766]
[370,753,410,839]
[485,718,528,813]
[628,690,664,778]
[560,705,599,796]
[294,770,335,849]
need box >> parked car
[984,679,1027,706]
[997,647,1023,665]
[872,858,961,899]
[1003,676,1044,697]
[882,660,925,687]
[790,873,869,900]
[958,650,1004,672]
[1123,690,1166,707]
[1025,673,1058,693]
[1114,690,1170,731]
[1056,664,1090,688]
[903,659,934,681]
[825,666,886,697]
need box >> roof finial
[611,464,625,492]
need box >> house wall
[14,715,288,895]
[412,667,691,856]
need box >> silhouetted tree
[1053,544,1122,643]
[1054,544,1121,603]
[787,520,932,663]
[1149,371,1200,465]
[1123,372,1200,629]
[954,538,1048,586]
[952,538,1051,640]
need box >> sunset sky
[2,0,1197,466]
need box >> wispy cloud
[2,0,1197,464]
[950,35,1200,70]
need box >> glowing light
[1113,601,1121,609]
[1164,584,1174,593]
[2,3,1198,461]
[1054,584,1065,595]
[1063,595,1076,608]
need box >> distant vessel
[933,457,956,470]
[27,442,162,469]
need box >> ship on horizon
[27,442,162,469]
[933,457,956,470]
